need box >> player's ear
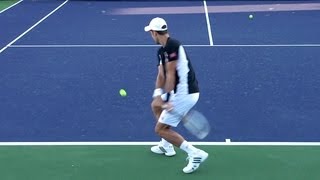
[152,31,159,37]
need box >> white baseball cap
[144,17,168,32]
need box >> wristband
[152,88,163,98]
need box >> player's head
[144,17,168,44]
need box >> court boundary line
[203,0,213,46]
[0,142,319,146]
[9,44,320,48]
[0,0,69,54]
[0,0,23,14]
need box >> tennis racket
[162,104,211,139]
[180,109,211,139]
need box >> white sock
[160,138,172,147]
[180,140,198,154]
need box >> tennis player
[144,17,208,174]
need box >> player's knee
[155,125,162,135]
[154,126,160,135]
[155,127,165,137]
[154,123,169,136]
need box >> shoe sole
[151,151,176,157]
[164,152,176,157]
[151,147,176,157]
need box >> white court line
[0,142,319,146]
[9,44,320,48]
[10,44,161,48]
[0,0,23,14]
[0,0,69,54]
[203,0,214,46]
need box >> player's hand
[152,96,164,108]
[161,103,174,112]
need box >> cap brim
[144,26,151,32]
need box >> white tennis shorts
[158,93,199,127]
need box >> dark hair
[155,30,168,35]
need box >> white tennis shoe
[151,144,176,157]
[183,149,209,174]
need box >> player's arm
[152,63,166,116]
[163,43,179,103]
[153,61,165,98]
[155,64,165,89]
[164,60,176,94]
[160,60,176,111]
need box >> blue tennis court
[1,1,320,179]
[0,0,319,143]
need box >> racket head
[182,110,211,139]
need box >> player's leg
[151,97,176,156]
[153,94,198,151]
[154,120,208,173]
[154,122,184,147]
[157,93,208,173]
[155,113,200,154]
[151,97,162,120]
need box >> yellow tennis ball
[249,14,254,19]
[119,89,127,97]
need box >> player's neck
[159,35,170,47]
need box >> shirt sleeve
[165,41,179,62]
